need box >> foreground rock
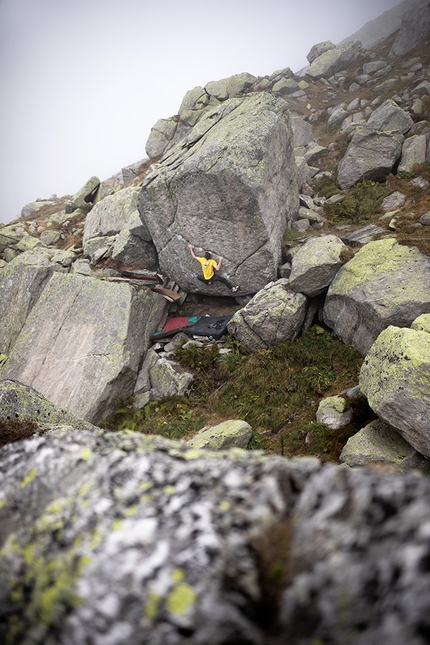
[139,93,299,296]
[227,279,307,350]
[279,464,430,644]
[3,424,430,644]
[323,239,430,354]
[360,325,430,458]
[0,428,320,645]
[0,273,167,424]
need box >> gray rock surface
[139,93,299,296]
[288,235,348,297]
[306,40,335,64]
[398,134,428,172]
[305,41,365,80]
[340,418,427,471]
[360,325,430,458]
[337,100,413,189]
[0,427,320,645]
[316,395,353,430]
[227,279,307,350]
[0,261,62,355]
[187,419,253,450]
[0,379,97,432]
[323,239,430,354]
[389,0,430,57]
[279,464,430,644]
[83,186,157,266]
[0,273,167,424]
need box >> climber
[189,244,239,292]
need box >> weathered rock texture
[279,464,430,644]
[0,379,96,433]
[0,273,167,423]
[139,93,299,296]
[288,234,348,297]
[340,418,427,471]
[323,239,430,354]
[227,279,308,350]
[0,262,61,355]
[337,100,413,189]
[0,428,320,645]
[360,325,430,458]
[388,0,430,57]
[305,40,365,80]
[3,424,430,644]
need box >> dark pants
[197,271,234,290]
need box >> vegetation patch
[103,327,367,462]
[0,418,40,449]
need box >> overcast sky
[0,0,403,225]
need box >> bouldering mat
[152,316,201,340]
[184,315,232,339]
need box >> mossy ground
[102,326,369,462]
[0,419,39,448]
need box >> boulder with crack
[139,93,299,296]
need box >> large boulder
[306,40,335,64]
[0,427,320,645]
[66,176,100,214]
[146,117,179,159]
[305,40,365,80]
[389,0,430,57]
[288,235,348,297]
[0,273,167,424]
[337,100,413,189]
[227,279,308,350]
[83,187,156,266]
[0,259,63,355]
[360,325,430,458]
[139,93,299,296]
[323,238,430,354]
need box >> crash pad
[152,316,201,340]
[185,315,232,339]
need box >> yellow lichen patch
[21,467,37,488]
[79,447,93,461]
[166,582,197,616]
[172,568,185,583]
[145,590,162,621]
[124,505,139,517]
[219,500,231,511]
[111,519,123,531]
[163,485,176,496]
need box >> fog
[0,0,402,224]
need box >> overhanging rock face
[139,93,299,296]
[0,273,167,424]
